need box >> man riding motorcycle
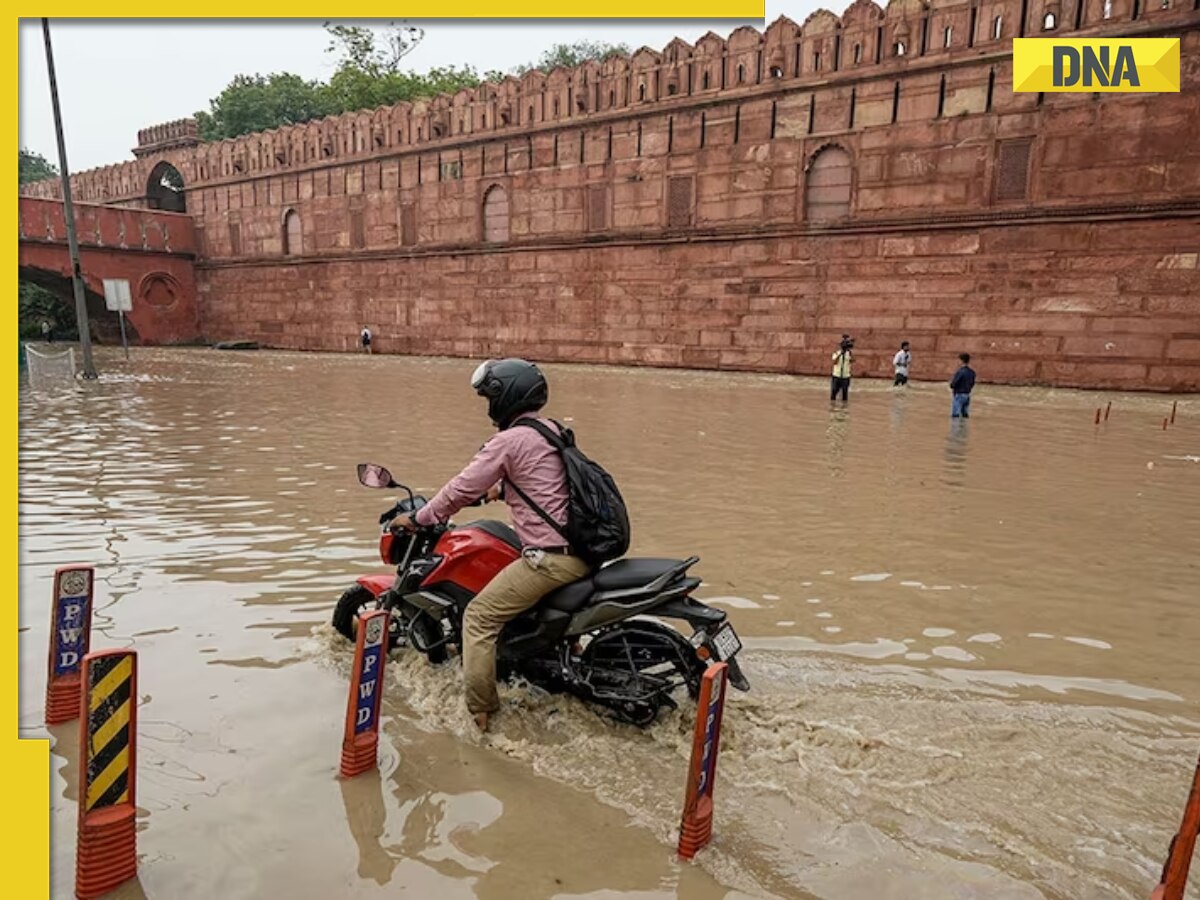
[390,359,587,732]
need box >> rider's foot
[473,712,489,732]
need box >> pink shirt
[414,414,569,549]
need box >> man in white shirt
[893,341,912,387]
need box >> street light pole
[41,17,97,379]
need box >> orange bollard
[76,650,138,899]
[340,609,390,778]
[46,565,95,725]
[1151,751,1200,900]
[678,662,729,860]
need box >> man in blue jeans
[950,353,976,418]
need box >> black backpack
[507,418,630,567]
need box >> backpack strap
[504,480,568,544]
[507,417,570,544]
[512,416,568,450]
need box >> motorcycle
[331,462,750,726]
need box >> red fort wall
[22,2,1200,390]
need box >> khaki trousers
[462,550,589,715]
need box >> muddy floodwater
[18,347,1200,899]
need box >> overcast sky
[18,8,826,173]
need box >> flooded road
[18,347,1200,899]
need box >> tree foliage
[514,41,631,75]
[19,148,58,184]
[194,27,631,141]
[18,150,75,340]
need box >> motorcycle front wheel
[331,585,403,651]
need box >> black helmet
[470,358,548,428]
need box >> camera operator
[831,334,854,404]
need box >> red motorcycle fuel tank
[422,525,521,595]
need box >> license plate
[710,623,742,661]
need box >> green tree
[19,148,57,184]
[191,27,630,142]
[195,73,331,141]
[324,22,425,76]
[514,40,631,75]
[18,150,76,342]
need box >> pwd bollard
[76,650,138,899]
[678,662,729,860]
[340,609,389,778]
[46,565,95,725]
[1151,751,1200,900]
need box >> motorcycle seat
[592,558,686,592]
[540,577,597,613]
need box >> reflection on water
[18,347,1200,899]
[943,418,970,487]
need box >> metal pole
[42,18,97,379]
[118,311,129,360]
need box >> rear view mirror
[357,463,395,489]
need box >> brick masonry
[21,1,1200,390]
[18,197,200,344]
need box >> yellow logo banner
[1013,38,1180,93]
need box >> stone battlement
[16,3,1200,391]
[134,118,201,158]
[19,1,1199,205]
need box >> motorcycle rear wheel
[580,620,707,726]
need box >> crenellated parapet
[133,118,201,158]
[17,0,1199,206]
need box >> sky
[18,7,827,173]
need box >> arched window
[769,65,783,78]
[1043,11,1057,29]
[283,209,302,256]
[944,27,953,48]
[853,43,862,64]
[528,105,535,123]
[814,51,822,70]
[993,16,1003,39]
[1103,0,1113,16]
[146,161,186,213]
[702,71,711,90]
[482,185,510,243]
[737,64,745,83]
[805,146,852,223]
[639,82,647,100]
[895,41,907,57]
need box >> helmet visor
[470,360,495,391]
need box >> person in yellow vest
[830,335,854,403]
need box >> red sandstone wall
[21,2,1200,388]
[18,197,200,344]
[198,215,1200,391]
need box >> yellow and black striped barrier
[76,649,138,899]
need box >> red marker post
[46,565,95,725]
[76,649,138,899]
[1151,751,1200,900]
[340,609,390,778]
[678,662,729,860]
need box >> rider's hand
[485,484,502,503]
[389,513,418,533]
